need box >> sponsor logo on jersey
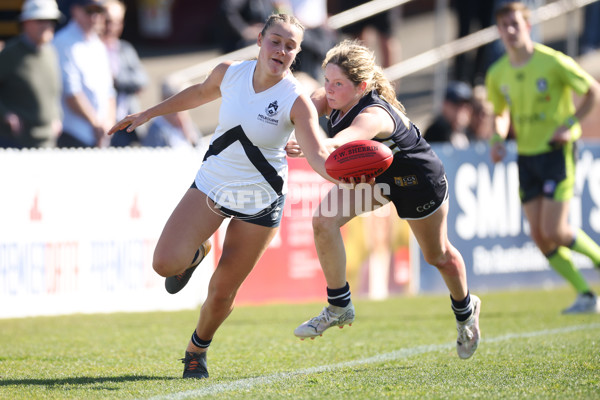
[394,175,418,187]
[416,200,436,213]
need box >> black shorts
[518,142,577,203]
[375,148,448,220]
[191,181,285,228]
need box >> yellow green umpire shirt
[485,43,594,156]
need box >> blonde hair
[322,39,405,113]
[495,1,531,22]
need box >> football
[325,139,393,181]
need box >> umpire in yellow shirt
[486,2,600,314]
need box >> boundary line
[145,322,600,400]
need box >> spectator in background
[218,0,278,53]
[466,84,494,142]
[452,0,494,85]
[142,81,201,148]
[0,0,63,148]
[56,0,77,29]
[337,0,401,68]
[282,0,338,82]
[580,1,600,55]
[101,0,148,147]
[53,0,116,148]
[424,80,473,149]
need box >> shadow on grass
[0,375,176,387]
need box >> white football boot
[294,302,355,340]
[456,295,481,359]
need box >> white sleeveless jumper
[194,60,303,215]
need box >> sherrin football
[325,139,393,181]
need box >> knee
[152,257,171,278]
[541,226,569,245]
[152,250,183,277]
[206,280,237,308]
[423,250,447,269]
[535,226,561,246]
[529,228,544,244]
[423,246,462,273]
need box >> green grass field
[1,286,599,399]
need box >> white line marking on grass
[145,323,600,400]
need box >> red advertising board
[213,158,330,304]
[212,157,412,305]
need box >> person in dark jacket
[0,0,63,148]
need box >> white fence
[0,147,214,318]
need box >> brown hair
[495,1,531,22]
[260,13,305,38]
[322,39,405,113]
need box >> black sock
[191,330,212,349]
[190,249,201,265]
[327,282,351,307]
[451,292,472,322]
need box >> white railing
[164,0,416,87]
[387,0,597,83]
[163,0,596,118]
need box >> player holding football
[486,2,600,313]
[287,40,481,359]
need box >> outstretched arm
[291,94,335,183]
[285,87,331,158]
[107,61,231,136]
[328,106,394,149]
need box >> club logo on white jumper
[257,100,280,126]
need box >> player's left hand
[285,140,304,157]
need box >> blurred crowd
[0,0,598,149]
[0,0,201,149]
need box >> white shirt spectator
[53,20,115,146]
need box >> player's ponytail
[372,67,405,114]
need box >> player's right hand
[107,112,148,136]
[340,175,376,188]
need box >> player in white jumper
[107,14,332,379]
